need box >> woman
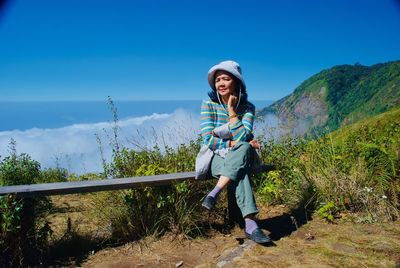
[197,60,270,244]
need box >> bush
[255,117,400,222]
[309,121,398,221]
[0,153,40,186]
[0,153,52,267]
[91,139,215,242]
[254,136,311,207]
[37,167,68,184]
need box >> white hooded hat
[207,60,246,91]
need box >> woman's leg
[202,154,229,209]
[228,173,270,243]
[220,142,253,182]
[204,142,255,210]
[216,175,231,188]
[223,143,270,243]
[228,172,259,218]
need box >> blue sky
[0,0,399,101]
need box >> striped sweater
[200,100,255,151]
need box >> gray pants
[211,142,259,217]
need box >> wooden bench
[0,171,197,197]
[0,166,274,226]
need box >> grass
[255,105,400,223]
[331,105,400,141]
[48,202,398,267]
[236,217,400,267]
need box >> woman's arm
[228,103,255,143]
[200,100,230,150]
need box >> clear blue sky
[0,0,399,101]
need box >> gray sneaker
[245,228,271,244]
[202,196,216,211]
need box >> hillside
[259,60,400,135]
[331,104,400,142]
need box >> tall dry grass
[255,114,400,222]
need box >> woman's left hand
[249,139,261,149]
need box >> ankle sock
[207,186,222,200]
[245,218,258,234]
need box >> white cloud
[0,108,281,176]
[253,113,283,140]
[0,109,199,175]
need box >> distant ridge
[259,60,400,135]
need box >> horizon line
[0,99,277,102]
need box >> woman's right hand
[249,139,261,149]
[227,95,238,114]
[231,140,236,147]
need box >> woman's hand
[227,95,238,114]
[249,139,261,149]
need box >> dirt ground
[47,195,400,268]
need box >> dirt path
[48,195,400,267]
[81,218,400,268]
[233,218,400,267]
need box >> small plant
[316,201,337,222]
[0,195,22,234]
[257,170,283,203]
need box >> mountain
[259,60,400,135]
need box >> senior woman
[196,60,270,244]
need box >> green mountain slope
[259,60,400,135]
[331,104,400,142]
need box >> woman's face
[215,70,236,98]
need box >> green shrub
[0,153,52,267]
[91,139,214,241]
[254,135,311,207]
[0,153,40,186]
[37,167,68,184]
[255,109,399,222]
[316,201,337,222]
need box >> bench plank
[0,171,197,197]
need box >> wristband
[229,113,237,119]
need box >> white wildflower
[364,187,373,193]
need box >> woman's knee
[235,141,251,151]
[234,142,253,157]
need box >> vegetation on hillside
[88,104,399,247]
[256,106,400,222]
[260,60,400,135]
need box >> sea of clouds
[0,108,280,175]
[0,109,199,175]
